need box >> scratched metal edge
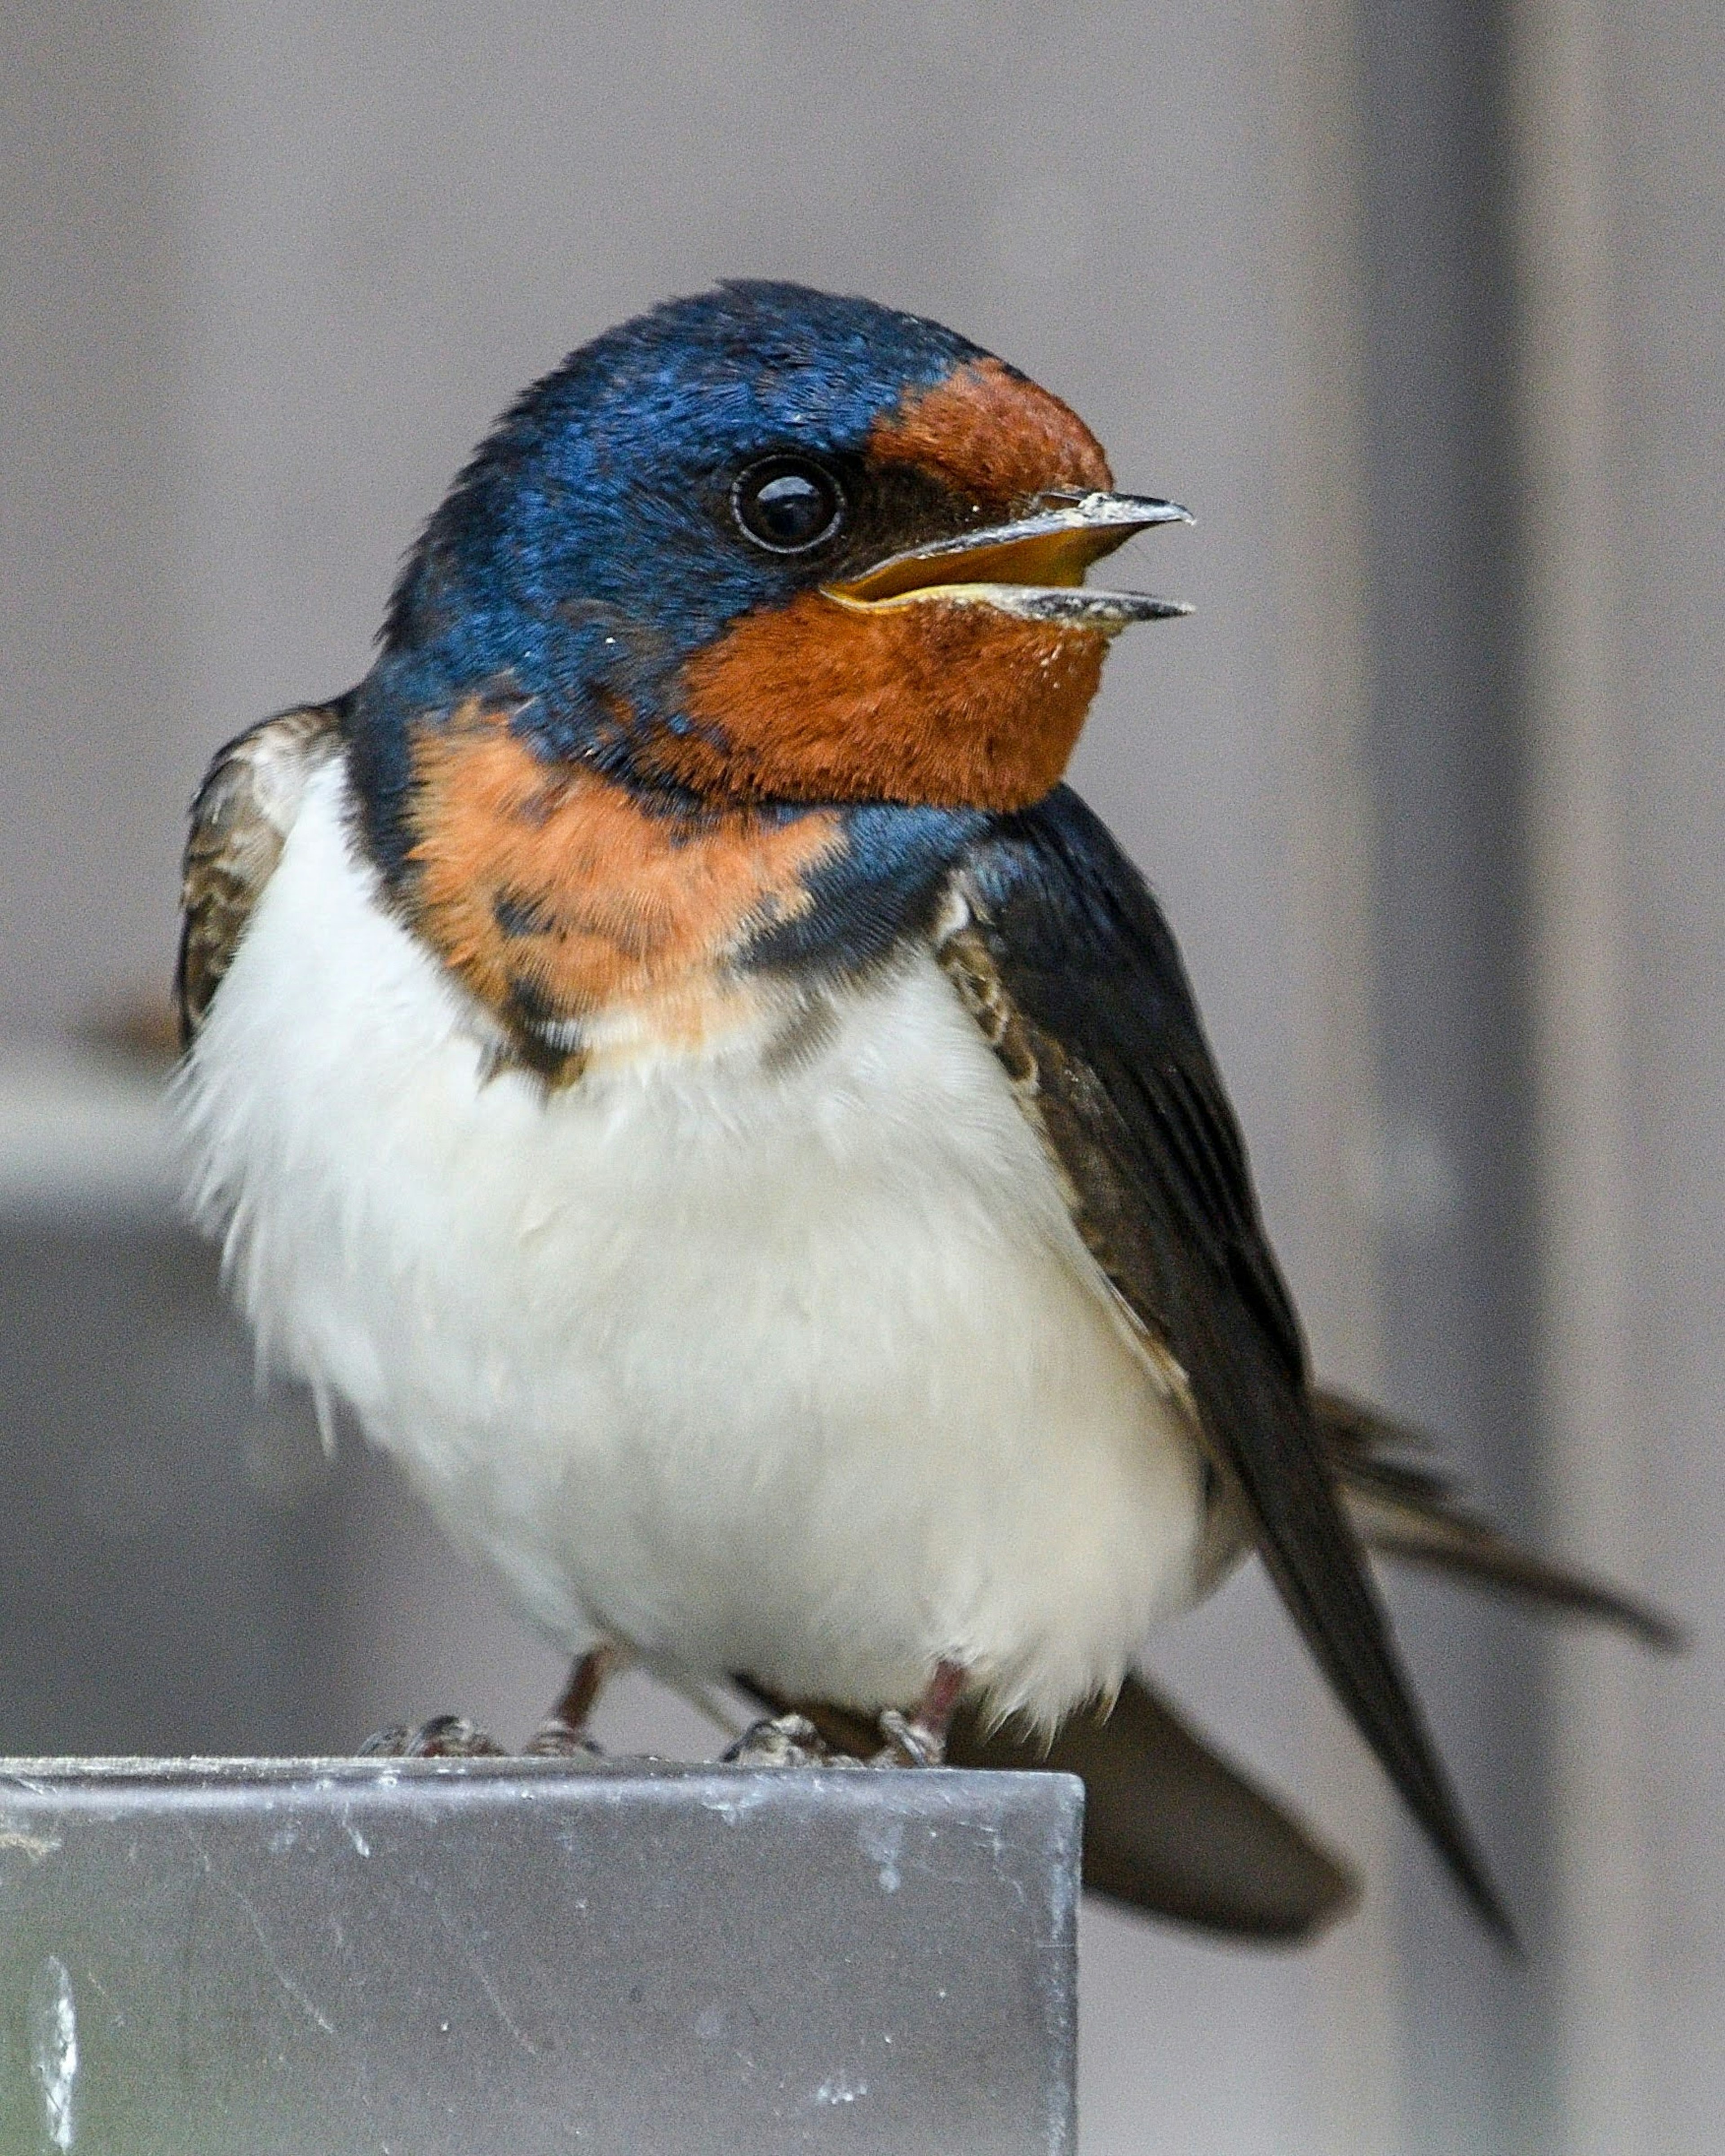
[0,1760,1085,1871]
[1043,1781,1084,2156]
[0,1757,1085,1804]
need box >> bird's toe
[872,1707,947,1767]
[358,1714,510,1759]
[722,1713,864,1767]
[523,1715,607,1761]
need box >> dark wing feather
[1321,1387,1685,1650]
[944,786,1512,1938]
[177,704,343,1043]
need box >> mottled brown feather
[936,911,1208,1406]
[177,704,343,1044]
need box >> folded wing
[940,785,1513,1935]
[177,703,344,1043]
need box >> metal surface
[0,1758,1081,2156]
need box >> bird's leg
[523,1642,624,1758]
[359,1642,624,1761]
[875,1659,968,1767]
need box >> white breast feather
[178,759,1208,1725]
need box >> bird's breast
[179,753,1212,1725]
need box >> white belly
[178,761,1208,1723]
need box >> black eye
[731,456,845,554]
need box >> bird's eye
[731,457,846,554]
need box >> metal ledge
[0,1758,1081,2156]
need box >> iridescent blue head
[349,280,1189,873]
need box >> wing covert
[177,704,342,1043]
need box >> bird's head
[352,281,1189,867]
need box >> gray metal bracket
[0,1758,1081,2155]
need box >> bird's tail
[1316,1386,1684,1651]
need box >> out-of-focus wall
[0,3,1717,2151]
[0,3,194,1037]
[1515,3,1725,2146]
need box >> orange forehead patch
[869,357,1111,507]
[405,706,843,1071]
[669,590,1108,811]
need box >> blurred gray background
[0,2,1718,2150]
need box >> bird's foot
[872,1708,947,1768]
[358,1714,509,1759]
[722,1713,864,1768]
[360,1647,623,1764]
[871,1659,968,1768]
[520,1642,621,1760]
[522,1714,606,1761]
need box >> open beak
[824,490,1193,629]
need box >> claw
[873,1708,946,1768]
[358,1714,509,1759]
[523,1717,606,1762]
[722,1713,864,1768]
[871,1659,967,1767]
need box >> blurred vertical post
[1504,3,1649,2151]
[1269,0,1404,2147]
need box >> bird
[175,281,1676,1946]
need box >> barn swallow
[176,282,1675,1944]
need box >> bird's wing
[939,784,1510,1936]
[1321,1387,1685,1649]
[177,704,343,1043]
